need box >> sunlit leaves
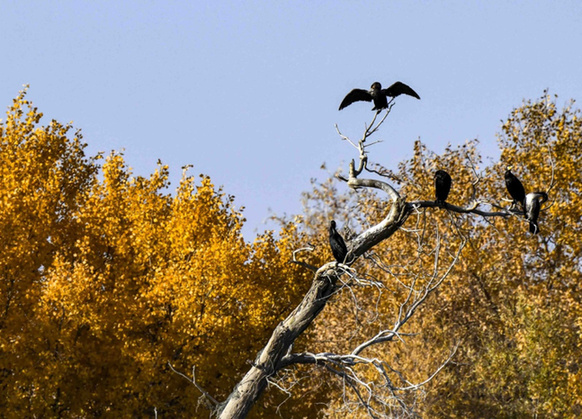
[2,86,580,417]
[284,93,582,417]
[0,90,311,417]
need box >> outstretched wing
[383,81,421,99]
[339,88,372,110]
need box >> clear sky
[1,1,581,238]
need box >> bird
[525,191,548,234]
[504,167,526,211]
[339,81,421,111]
[434,170,452,208]
[329,220,348,263]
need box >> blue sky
[1,1,581,238]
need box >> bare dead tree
[187,107,519,419]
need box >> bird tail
[529,221,539,234]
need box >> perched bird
[504,167,526,211]
[434,170,452,208]
[329,220,348,263]
[525,191,549,234]
[339,81,421,111]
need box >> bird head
[330,220,336,229]
[536,191,549,204]
[370,82,382,90]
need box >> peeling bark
[214,108,516,417]
[217,192,410,418]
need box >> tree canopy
[0,88,580,418]
[0,88,317,417]
[289,93,582,417]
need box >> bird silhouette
[339,81,420,111]
[329,220,348,263]
[525,191,548,234]
[434,170,452,208]
[504,167,526,211]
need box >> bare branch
[335,124,360,150]
[291,246,318,272]
[408,200,512,217]
[402,346,458,390]
[168,363,219,407]
[546,145,556,195]
[465,150,483,204]
[217,98,538,419]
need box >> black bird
[339,81,421,111]
[329,220,348,263]
[434,170,452,208]
[504,167,526,211]
[525,191,549,234]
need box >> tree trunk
[216,197,409,418]
[217,269,339,418]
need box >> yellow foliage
[3,86,581,418]
[285,93,582,417]
[0,89,316,417]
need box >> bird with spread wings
[339,81,420,111]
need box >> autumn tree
[2,87,578,418]
[216,93,564,418]
[237,93,580,418]
[0,88,318,417]
[419,93,582,417]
